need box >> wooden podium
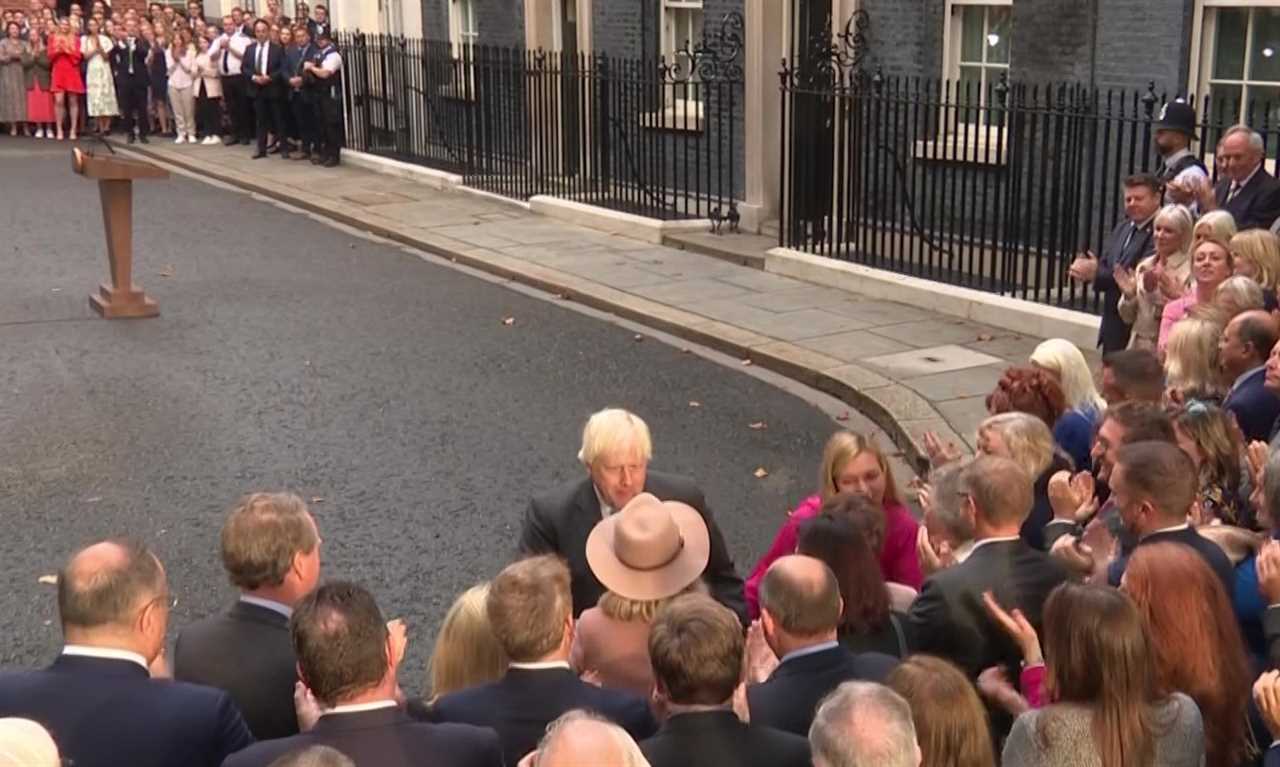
[72,148,169,318]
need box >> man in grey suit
[519,408,747,623]
[1067,174,1161,353]
[174,492,322,740]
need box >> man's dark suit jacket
[243,40,285,98]
[1224,367,1280,443]
[640,710,811,767]
[1216,167,1280,230]
[108,38,151,85]
[746,644,897,737]
[1106,525,1235,595]
[1267,744,1280,767]
[425,666,657,767]
[520,471,747,623]
[0,654,254,767]
[222,706,504,767]
[174,600,299,740]
[1094,218,1155,352]
[908,539,1069,679]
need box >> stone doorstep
[109,139,949,471]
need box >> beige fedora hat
[585,492,711,602]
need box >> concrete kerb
[112,139,937,470]
[528,196,711,245]
[765,246,1102,350]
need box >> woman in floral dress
[80,16,118,135]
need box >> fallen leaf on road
[753,467,769,478]
[502,317,515,326]
[977,334,993,342]
[311,497,325,503]
[85,496,101,503]
[689,401,701,408]
[749,421,767,430]
[37,575,57,585]
[835,411,850,421]
[158,265,175,277]
[741,359,753,366]
[633,334,644,342]
[50,288,61,293]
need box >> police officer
[286,24,316,161]
[303,28,342,167]
[1152,99,1209,211]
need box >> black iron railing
[779,16,1280,313]
[339,21,744,221]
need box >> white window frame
[1190,0,1280,129]
[448,0,478,96]
[924,0,1012,162]
[650,0,705,131]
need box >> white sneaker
[206,135,221,145]
[174,135,186,144]
[188,134,198,144]
[34,128,44,139]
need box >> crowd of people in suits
[0,0,343,165]
[7,391,1280,767]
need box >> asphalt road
[0,139,907,694]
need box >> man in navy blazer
[427,555,657,766]
[1220,311,1280,443]
[1068,174,1160,352]
[1206,126,1280,230]
[243,18,289,159]
[0,538,255,767]
[223,581,504,767]
[747,556,898,738]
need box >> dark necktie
[222,42,229,74]
[127,38,134,75]
[1227,183,1242,204]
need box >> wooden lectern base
[89,282,159,319]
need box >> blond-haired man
[174,492,321,740]
[519,408,747,623]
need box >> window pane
[1209,83,1244,125]
[987,6,1011,64]
[960,6,984,63]
[1250,8,1280,82]
[1214,8,1248,80]
[1245,85,1280,129]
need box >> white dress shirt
[238,594,293,618]
[62,645,149,671]
[321,700,398,718]
[212,32,248,76]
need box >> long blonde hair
[818,430,902,506]
[980,412,1056,478]
[1229,228,1280,291]
[427,583,508,702]
[1165,315,1225,396]
[1030,339,1106,413]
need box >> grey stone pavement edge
[113,140,1095,470]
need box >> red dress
[49,36,85,94]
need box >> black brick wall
[421,0,525,48]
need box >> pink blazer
[744,494,923,619]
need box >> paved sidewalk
[115,140,1082,470]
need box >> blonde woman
[0,718,61,767]
[1193,210,1238,249]
[1029,339,1106,473]
[745,430,921,618]
[80,16,117,135]
[978,412,1071,550]
[1159,238,1235,352]
[1174,403,1248,526]
[1165,314,1226,403]
[423,584,506,704]
[1215,274,1266,318]
[165,27,196,142]
[1231,228,1280,293]
[1117,204,1194,351]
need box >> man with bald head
[1201,125,1280,229]
[907,456,1069,683]
[519,711,651,767]
[747,555,897,737]
[0,538,254,767]
[1221,310,1280,442]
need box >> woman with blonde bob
[1164,314,1226,403]
[1230,228,1280,293]
[424,583,507,704]
[887,655,995,767]
[1194,210,1238,249]
[1118,204,1194,351]
[978,412,1072,550]
[744,430,921,618]
[1029,339,1106,473]
[1159,237,1235,352]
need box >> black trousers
[253,90,285,153]
[317,93,342,162]
[223,75,252,141]
[117,78,149,136]
[196,84,220,138]
[290,93,316,154]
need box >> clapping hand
[743,619,778,685]
[923,431,962,468]
[983,591,1042,664]
[1068,251,1099,283]
[1165,177,1197,206]
[1046,470,1096,523]
[1156,266,1184,301]
[917,526,956,576]
[1257,541,1280,606]
[977,666,1030,717]
[293,681,323,732]
[1050,532,1097,577]
[1255,670,1280,740]
[1113,263,1137,299]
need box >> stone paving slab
[115,141,1101,467]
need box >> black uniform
[309,42,342,165]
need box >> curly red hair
[985,366,1067,429]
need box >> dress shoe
[127,134,136,144]
[310,155,322,165]
[251,151,267,159]
[224,137,239,146]
[279,152,292,160]
[291,152,311,161]
[138,135,149,144]
[321,157,338,168]
[268,144,281,155]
